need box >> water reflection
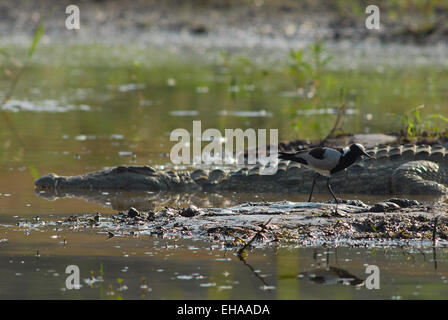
[34,187,445,212]
[298,249,364,287]
[1,231,447,299]
[299,267,364,286]
[238,254,275,292]
[35,189,241,211]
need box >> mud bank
[12,199,448,248]
[3,0,448,47]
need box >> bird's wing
[308,147,327,159]
[300,148,342,171]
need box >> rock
[369,201,401,212]
[383,198,420,208]
[127,207,140,218]
[189,25,207,35]
[159,207,177,218]
[346,200,369,208]
[350,133,398,148]
[329,199,369,208]
[179,205,201,217]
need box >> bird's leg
[326,177,339,213]
[308,174,320,202]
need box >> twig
[433,246,438,271]
[237,217,273,257]
[432,216,439,245]
[321,102,346,145]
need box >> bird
[278,143,374,212]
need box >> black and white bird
[278,143,373,211]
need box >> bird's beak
[362,151,375,159]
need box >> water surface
[1,229,447,299]
[0,43,447,299]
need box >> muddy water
[1,228,447,299]
[1,45,447,215]
[1,44,448,299]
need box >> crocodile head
[35,173,60,189]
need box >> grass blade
[27,22,45,59]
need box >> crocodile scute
[35,145,448,196]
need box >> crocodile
[35,144,448,196]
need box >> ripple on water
[1,99,91,113]
[218,110,272,118]
[170,110,199,116]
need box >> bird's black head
[349,143,374,159]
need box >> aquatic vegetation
[216,50,260,100]
[285,40,352,141]
[287,39,333,89]
[309,40,333,79]
[0,21,44,179]
[287,48,311,89]
[1,22,44,107]
[392,104,448,140]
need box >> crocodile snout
[35,173,59,189]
